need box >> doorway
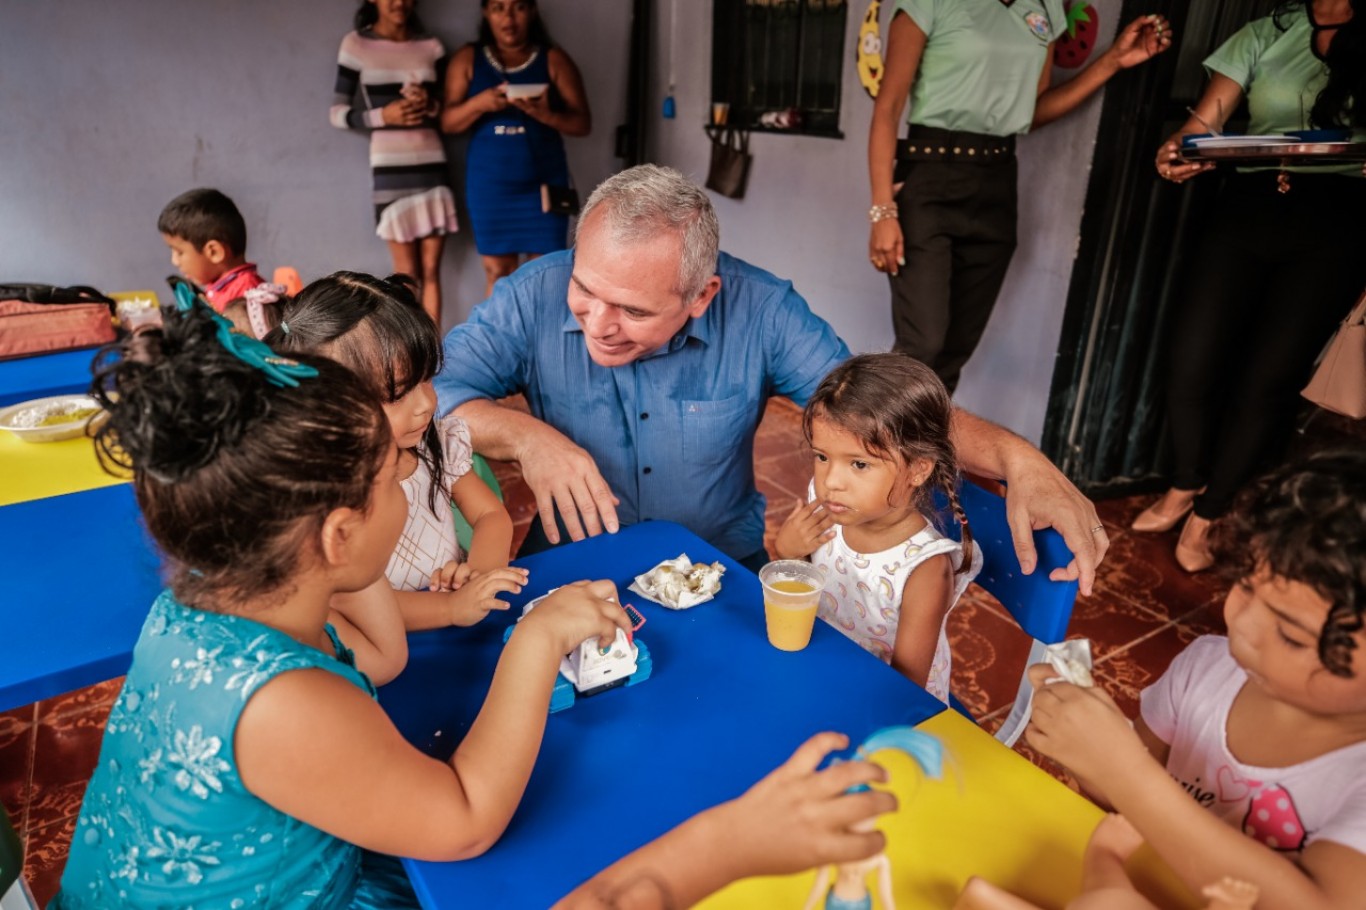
[1040,0,1279,495]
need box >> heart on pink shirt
[1216,766,1258,803]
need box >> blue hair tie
[171,280,317,388]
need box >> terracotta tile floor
[10,396,1338,904]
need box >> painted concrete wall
[3,0,1126,443]
[648,0,1125,443]
[0,0,631,332]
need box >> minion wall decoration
[856,1,884,98]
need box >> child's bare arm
[327,579,409,685]
[552,733,896,909]
[451,471,514,574]
[1026,677,1366,909]
[236,580,633,861]
[890,554,953,688]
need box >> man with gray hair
[436,165,1108,590]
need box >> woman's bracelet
[868,202,898,224]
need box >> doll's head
[90,304,392,610]
[803,354,973,571]
[1213,448,1366,679]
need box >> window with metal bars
[711,0,847,138]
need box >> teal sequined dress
[52,591,418,909]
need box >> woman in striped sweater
[331,0,458,324]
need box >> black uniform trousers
[888,126,1019,393]
[1166,170,1366,519]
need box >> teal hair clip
[170,279,317,388]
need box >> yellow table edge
[0,433,127,506]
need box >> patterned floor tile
[26,713,105,832]
[36,678,122,723]
[1086,530,1224,625]
[1094,493,1149,537]
[0,705,34,832]
[1063,587,1171,664]
[1093,620,1207,699]
[947,600,1036,719]
[23,813,75,907]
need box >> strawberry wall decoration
[1054,1,1099,69]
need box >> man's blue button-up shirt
[435,250,850,560]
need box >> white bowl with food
[0,394,103,443]
[504,82,548,101]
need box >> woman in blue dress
[443,0,591,298]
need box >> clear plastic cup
[758,560,824,652]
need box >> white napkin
[1043,639,1094,687]
[629,554,725,610]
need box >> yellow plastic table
[0,431,125,506]
[700,711,1199,910]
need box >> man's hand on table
[517,426,621,545]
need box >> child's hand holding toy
[516,580,634,657]
[1024,663,1148,800]
[715,732,898,876]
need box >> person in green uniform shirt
[1133,0,1366,573]
[868,1,1171,393]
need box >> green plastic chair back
[453,453,504,553]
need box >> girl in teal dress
[50,299,632,908]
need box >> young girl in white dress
[775,353,981,702]
[271,272,527,641]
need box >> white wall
[649,0,1124,444]
[0,0,631,332]
[2,0,1126,441]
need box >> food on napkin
[629,554,725,609]
[1042,639,1094,687]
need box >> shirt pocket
[680,395,752,469]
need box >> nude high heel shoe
[1131,488,1202,533]
[1175,513,1215,573]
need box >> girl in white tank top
[774,354,980,701]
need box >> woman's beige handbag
[1302,288,1366,419]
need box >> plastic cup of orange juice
[758,560,824,652]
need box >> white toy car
[505,592,651,712]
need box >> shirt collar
[209,263,258,294]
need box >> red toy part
[1054,1,1098,69]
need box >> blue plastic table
[0,348,98,408]
[0,483,162,711]
[383,520,946,909]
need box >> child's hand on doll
[431,560,475,592]
[444,566,530,627]
[701,732,897,877]
[1024,663,1149,794]
[518,579,634,656]
[775,500,836,561]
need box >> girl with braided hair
[774,353,981,702]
